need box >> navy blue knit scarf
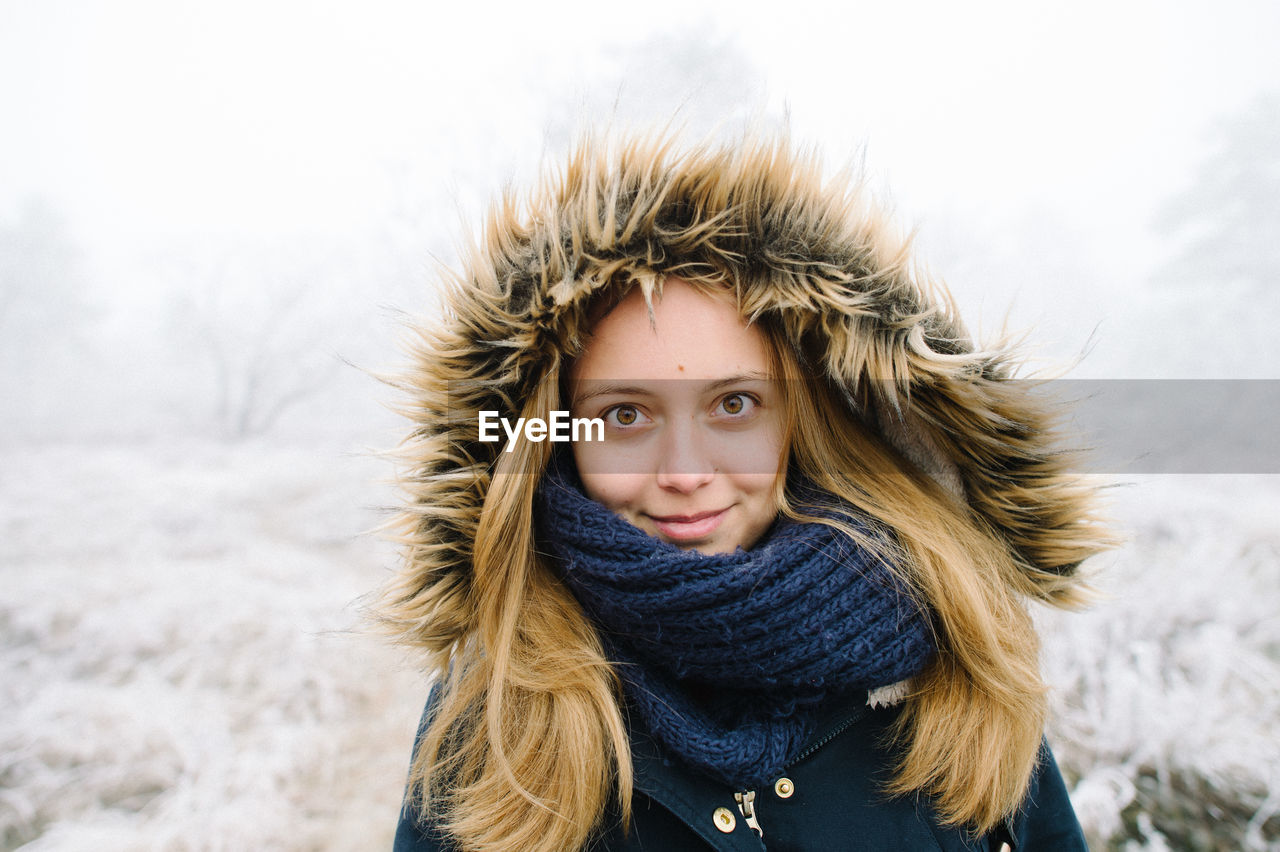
[535,456,935,791]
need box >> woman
[380,134,1109,851]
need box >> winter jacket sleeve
[391,690,457,852]
[393,801,454,852]
[1009,740,1088,851]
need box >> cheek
[571,431,660,478]
[713,420,786,479]
[719,423,785,525]
[729,471,784,536]
[732,471,784,497]
[573,443,648,510]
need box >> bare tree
[165,238,358,440]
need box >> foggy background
[2,1,1277,849]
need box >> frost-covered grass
[1041,477,1280,851]
[2,442,1277,850]
[0,440,423,851]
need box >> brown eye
[606,404,647,428]
[719,394,755,416]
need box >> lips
[648,508,728,542]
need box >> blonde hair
[382,271,1095,852]
[774,345,1059,829]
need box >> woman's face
[568,279,785,554]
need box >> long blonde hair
[382,273,1095,852]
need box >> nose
[655,422,715,493]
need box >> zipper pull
[734,790,763,837]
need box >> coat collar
[627,689,874,845]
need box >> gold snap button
[774,777,794,798]
[712,806,736,833]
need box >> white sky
[2,0,1278,375]
[4,0,1277,239]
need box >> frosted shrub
[0,442,420,851]
[1041,476,1280,851]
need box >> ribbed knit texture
[536,455,936,790]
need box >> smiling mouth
[648,509,728,541]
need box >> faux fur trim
[867,679,914,709]
[384,133,1107,649]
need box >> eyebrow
[703,371,772,393]
[570,384,656,408]
[570,372,773,408]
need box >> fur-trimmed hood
[386,134,1105,652]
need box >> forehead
[571,280,770,383]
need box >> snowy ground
[2,440,1277,850]
[0,440,424,850]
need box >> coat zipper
[794,705,868,764]
[728,705,870,841]
[734,790,762,837]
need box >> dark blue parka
[393,690,1087,851]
